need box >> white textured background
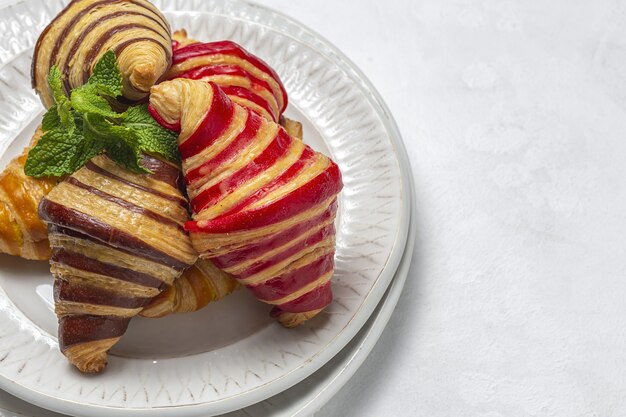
[1,0,625,415]
[247,1,626,416]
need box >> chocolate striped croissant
[164,30,287,123]
[0,137,238,317]
[0,142,237,317]
[39,154,197,372]
[0,127,58,260]
[0,129,236,318]
[149,79,343,327]
[32,0,172,108]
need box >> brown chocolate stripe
[61,19,166,94]
[48,224,188,272]
[140,153,182,186]
[51,248,166,289]
[85,161,187,207]
[54,277,154,309]
[115,37,172,61]
[82,23,168,85]
[31,0,75,89]
[59,314,130,349]
[40,198,190,270]
[34,0,167,91]
[50,8,170,71]
[65,176,186,234]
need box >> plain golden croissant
[149,79,343,327]
[32,0,172,107]
[0,127,58,260]
[140,258,238,317]
[39,154,198,372]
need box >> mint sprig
[25,50,179,178]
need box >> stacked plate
[0,0,415,415]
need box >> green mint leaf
[47,66,66,104]
[83,113,149,174]
[29,52,173,178]
[121,104,180,163]
[41,105,60,132]
[71,84,123,119]
[88,50,123,98]
[48,66,75,135]
[104,137,150,174]
[76,117,106,168]
[24,129,85,178]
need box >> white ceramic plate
[0,204,415,417]
[0,1,412,416]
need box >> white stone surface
[1,0,624,415]
[247,1,626,416]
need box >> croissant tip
[64,348,108,374]
[76,359,107,374]
[273,309,324,328]
[130,63,159,92]
[173,28,188,38]
[62,337,122,374]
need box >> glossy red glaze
[170,64,274,96]
[172,40,288,113]
[271,281,333,314]
[217,147,316,218]
[220,85,275,121]
[185,162,342,233]
[184,109,261,184]
[248,253,335,302]
[178,83,235,159]
[236,223,334,279]
[190,128,291,213]
[211,201,337,268]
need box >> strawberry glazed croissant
[165,30,287,123]
[32,0,172,107]
[142,33,300,317]
[149,79,343,327]
[39,155,197,372]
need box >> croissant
[0,127,57,260]
[140,112,303,317]
[39,154,197,372]
[165,30,287,123]
[149,79,343,327]
[140,258,237,317]
[141,34,303,316]
[32,0,172,107]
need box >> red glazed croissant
[149,79,343,327]
[165,30,287,123]
[142,33,302,317]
